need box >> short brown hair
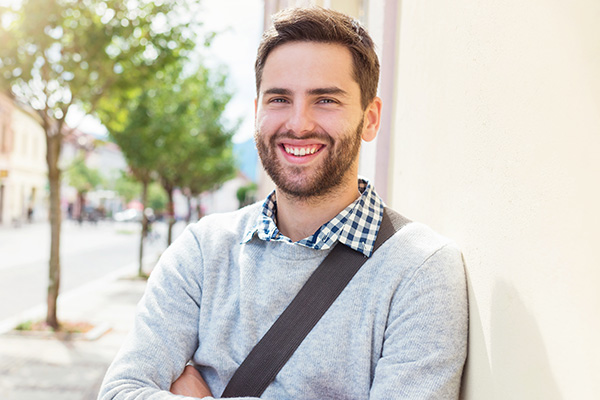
[255,7,380,110]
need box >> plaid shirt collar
[241,178,385,257]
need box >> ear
[361,97,382,142]
[254,98,258,119]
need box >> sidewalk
[0,220,190,399]
[0,269,147,400]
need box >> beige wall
[0,95,47,225]
[327,0,363,18]
[389,0,600,398]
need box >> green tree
[148,182,167,216]
[108,128,160,277]
[181,145,237,222]
[178,73,238,222]
[237,182,258,209]
[98,75,169,276]
[0,0,196,329]
[152,66,236,244]
[113,171,141,205]
[99,61,236,248]
[65,154,103,220]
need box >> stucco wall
[390,0,600,398]
[0,98,47,225]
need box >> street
[0,219,176,325]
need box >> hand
[170,365,213,398]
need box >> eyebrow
[307,87,348,97]
[262,87,349,97]
[263,88,292,96]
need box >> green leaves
[0,0,198,125]
[65,154,103,195]
[98,58,237,201]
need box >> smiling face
[255,41,377,200]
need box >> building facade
[60,128,129,219]
[0,92,131,226]
[0,93,48,225]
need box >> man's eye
[318,98,336,104]
[270,98,287,103]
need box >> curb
[0,261,143,335]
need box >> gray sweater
[99,203,468,399]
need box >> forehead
[260,41,359,95]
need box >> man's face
[255,41,367,200]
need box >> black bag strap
[221,207,410,398]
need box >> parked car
[113,208,143,222]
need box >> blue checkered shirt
[241,179,385,257]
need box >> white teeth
[285,145,319,156]
[285,147,317,157]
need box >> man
[99,7,468,400]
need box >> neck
[276,175,360,242]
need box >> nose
[284,101,316,135]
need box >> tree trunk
[46,133,62,330]
[166,187,175,246]
[186,192,192,223]
[77,191,85,224]
[138,180,149,277]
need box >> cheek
[256,113,288,142]
[255,110,275,132]
[314,110,356,133]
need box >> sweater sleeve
[98,227,208,400]
[369,243,468,400]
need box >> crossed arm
[170,366,212,398]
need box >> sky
[192,0,263,143]
[67,0,264,143]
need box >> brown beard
[255,117,363,200]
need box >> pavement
[0,221,187,400]
[0,267,148,400]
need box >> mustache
[268,131,334,146]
